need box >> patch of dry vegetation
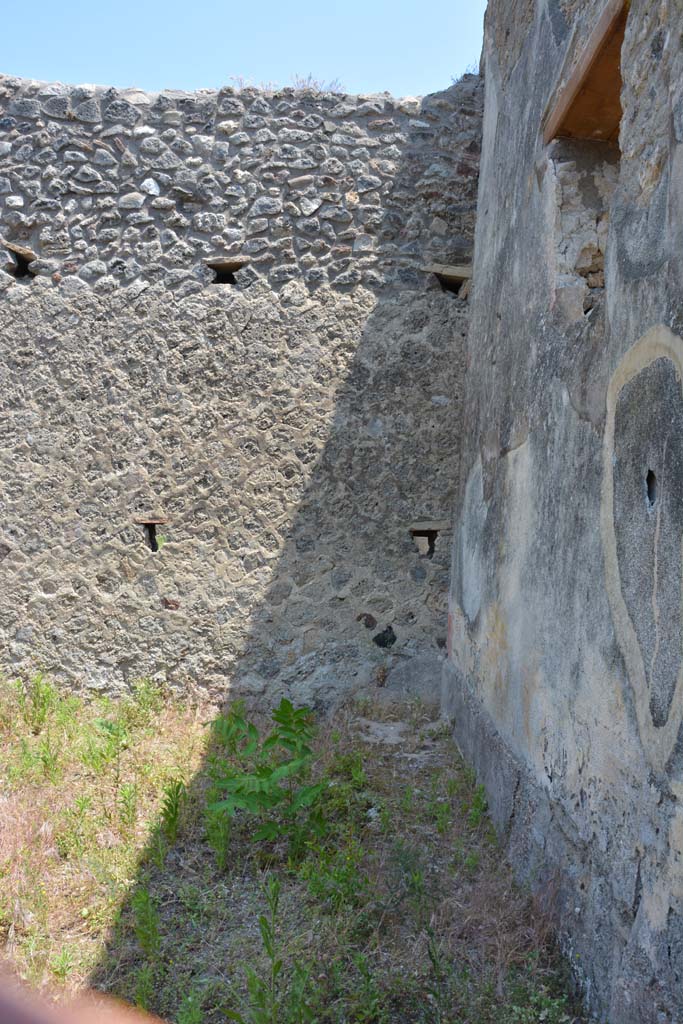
[0,675,585,1023]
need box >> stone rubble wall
[551,138,619,317]
[0,76,480,293]
[0,73,483,705]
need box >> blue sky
[1,0,486,97]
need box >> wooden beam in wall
[205,256,251,273]
[543,0,627,144]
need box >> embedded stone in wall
[551,137,619,320]
[0,73,483,297]
[0,71,483,708]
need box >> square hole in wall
[410,520,449,559]
[134,518,168,552]
[423,262,472,297]
[3,240,37,279]
[205,256,250,285]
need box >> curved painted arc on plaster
[601,324,683,773]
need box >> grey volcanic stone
[0,70,483,714]
[119,192,145,209]
[250,195,283,217]
[73,98,101,123]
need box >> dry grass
[0,675,585,1023]
[0,676,208,991]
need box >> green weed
[299,837,368,911]
[55,797,93,860]
[348,953,387,1024]
[149,831,167,871]
[400,786,414,813]
[122,679,165,730]
[50,945,76,981]
[329,750,367,789]
[131,886,161,960]
[134,963,156,1011]
[37,732,61,782]
[467,785,488,828]
[81,718,129,780]
[228,876,316,1024]
[464,851,480,874]
[210,699,259,758]
[503,976,572,1024]
[177,987,204,1024]
[429,798,451,835]
[118,782,139,830]
[161,779,187,843]
[425,929,452,1024]
[204,803,232,872]
[15,673,58,735]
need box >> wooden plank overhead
[543,0,627,144]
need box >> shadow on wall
[199,281,469,709]
[75,86,479,1011]
[83,288,468,1017]
[0,78,481,707]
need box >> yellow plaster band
[601,325,683,773]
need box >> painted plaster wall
[444,1,683,1020]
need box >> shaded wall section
[0,74,482,701]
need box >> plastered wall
[444,1,683,1020]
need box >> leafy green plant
[228,876,282,1024]
[329,750,367,789]
[348,953,387,1024]
[210,700,259,757]
[50,945,75,981]
[463,851,480,874]
[37,731,61,782]
[209,699,327,859]
[55,796,93,860]
[503,981,571,1024]
[52,694,81,736]
[400,786,414,813]
[8,738,41,783]
[423,928,462,1024]
[445,773,460,800]
[319,777,371,834]
[161,779,187,842]
[407,866,426,901]
[131,886,161,960]
[429,798,451,835]
[149,831,167,871]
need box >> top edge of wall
[0,71,482,109]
